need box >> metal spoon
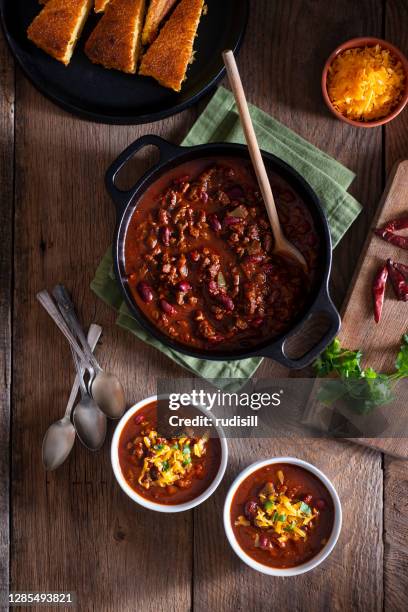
[42,324,102,470]
[37,290,92,367]
[222,50,308,271]
[71,348,107,451]
[53,285,126,419]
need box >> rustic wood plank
[232,0,384,309]
[194,1,384,610]
[7,0,399,609]
[194,439,383,612]
[384,457,408,612]
[10,62,198,609]
[306,162,408,458]
[383,2,408,610]
[0,29,14,608]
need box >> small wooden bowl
[322,37,408,128]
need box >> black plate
[0,0,248,124]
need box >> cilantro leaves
[314,333,408,414]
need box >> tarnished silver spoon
[53,285,126,420]
[71,348,107,451]
[42,324,102,470]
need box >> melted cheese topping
[138,430,207,489]
[327,44,406,121]
[235,477,319,544]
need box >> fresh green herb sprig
[314,333,408,414]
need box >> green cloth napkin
[91,86,362,380]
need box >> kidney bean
[217,293,234,312]
[208,213,222,232]
[244,500,258,520]
[315,498,326,510]
[134,413,145,425]
[200,191,209,204]
[137,281,153,303]
[303,494,313,505]
[250,317,264,328]
[207,280,219,295]
[227,185,244,199]
[247,255,264,264]
[177,281,192,292]
[160,299,177,316]
[259,535,271,550]
[160,226,171,246]
[223,215,241,227]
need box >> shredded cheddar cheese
[327,44,406,121]
[234,473,319,545]
[138,429,207,489]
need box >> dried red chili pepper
[374,219,408,250]
[372,264,388,323]
[386,259,408,302]
[382,217,408,232]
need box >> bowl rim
[321,36,408,128]
[111,394,228,513]
[223,456,342,576]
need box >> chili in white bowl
[111,395,228,512]
[224,457,342,575]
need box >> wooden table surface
[1,1,408,610]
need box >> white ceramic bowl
[111,395,228,513]
[223,457,342,576]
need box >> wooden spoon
[222,49,307,271]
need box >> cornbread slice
[142,0,178,45]
[139,0,205,92]
[27,0,92,66]
[41,0,111,10]
[94,0,111,12]
[85,0,146,74]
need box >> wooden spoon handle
[222,49,283,245]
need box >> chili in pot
[124,158,320,352]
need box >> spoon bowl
[40,323,103,470]
[91,371,127,420]
[73,395,107,451]
[42,416,76,471]
[52,285,127,420]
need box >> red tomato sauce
[124,158,320,352]
[231,463,335,568]
[118,401,222,505]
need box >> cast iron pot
[105,135,341,369]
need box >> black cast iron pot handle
[105,135,181,215]
[260,287,341,369]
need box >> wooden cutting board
[307,160,408,458]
